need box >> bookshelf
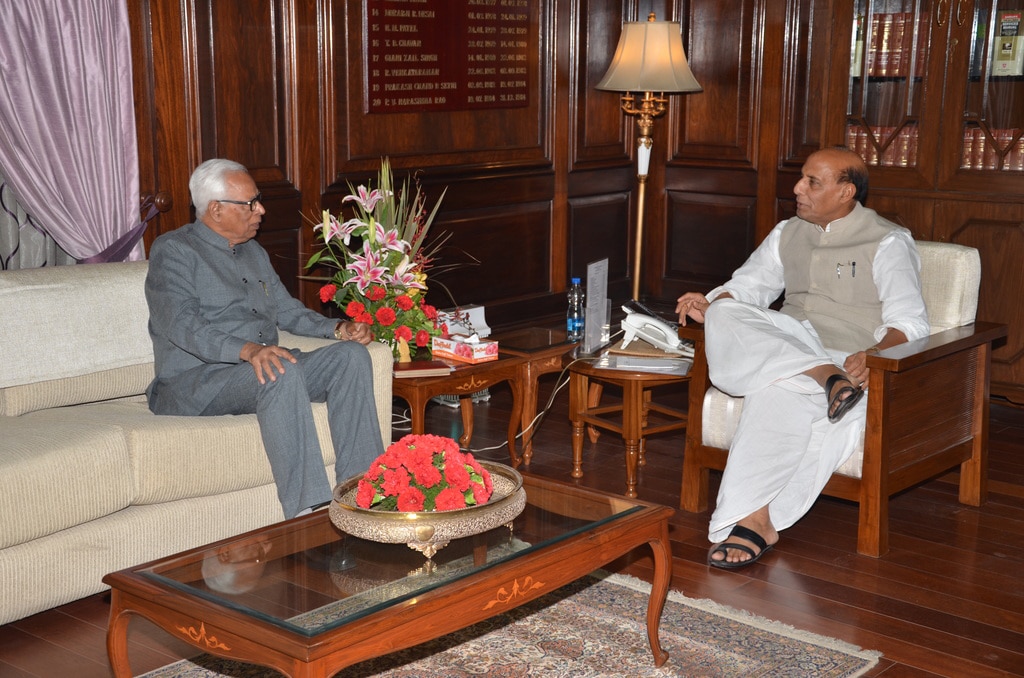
[827,0,1024,402]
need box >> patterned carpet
[141,572,880,677]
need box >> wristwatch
[334,322,346,341]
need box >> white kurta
[703,210,929,543]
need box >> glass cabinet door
[939,0,1024,189]
[845,0,943,188]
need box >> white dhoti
[703,299,866,543]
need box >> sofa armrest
[279,331,393,446]
[864,321,1007,373]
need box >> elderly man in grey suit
[145,158,383,518]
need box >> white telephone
[620,306,693,356]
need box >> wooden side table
[392,354,526,466]
[563,352,689,498]
[491,327,576,465]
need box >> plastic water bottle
[566,277,585,341]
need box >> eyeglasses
[216,192,262,211]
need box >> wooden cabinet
[825,0,1024,402]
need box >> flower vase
[396,337,412,363]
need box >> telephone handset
[620,306,693,356]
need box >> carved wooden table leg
[106,592,134,678]
[646,518,672,667]
[569,371,588,479]
[621,380,644,498]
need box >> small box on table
[432,334,499,363]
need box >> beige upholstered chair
[679,241,1008,556]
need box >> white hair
[189,158,248,218]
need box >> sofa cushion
[702,386,866,478]
[63,401,336,504]
[0,363,154,417]
[0,410,134,549]
[0,261,153,411]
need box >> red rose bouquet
[355,434,493,512]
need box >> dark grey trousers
[150,341,383,518]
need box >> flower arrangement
[355,434,494,512]
[307,158,450,360]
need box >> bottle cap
[571,277,580,284]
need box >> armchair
[679,241,1008,556]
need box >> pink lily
[338,218,364,246]
[391,256,426,290]
[346,241,389,294]
[374,223,410,254]
[343,185,390,213]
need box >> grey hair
[189,158,248,218]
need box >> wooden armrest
[677,324,705,343]
[865,321,1007,372]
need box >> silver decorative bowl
[329,462,526,559]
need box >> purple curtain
[0,0,144,263]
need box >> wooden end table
[490,327,576,465]
[392,353,526,466]
[103,475,674,678]
[563,350,689,498]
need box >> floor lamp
[596,13,702,301]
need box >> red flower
[435,487,467,511]
[319,284,338,303]
[470,482,489,505]
[410,460,442,488]
[367,285,387,302]
[345,300,366,318]
[444,457,472,492]
[397,487,425,511]
[396,294,414,311]
[381,467,412,497]
[353,434,492,512]
[375,307,397,326]
[356,312,373,324]
[421,303,437,320]
[415,329,431,347]
[439,323,450,338]
[394,325,413,342]
[356,479,377,508]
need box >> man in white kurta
[676,148,929,568]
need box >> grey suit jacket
[144,220,337,410]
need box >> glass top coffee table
[103,473,675,677]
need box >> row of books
[961,127,1024,171]
[845,124,919,167]
[851,12,928,78]
[845,123,1024,172]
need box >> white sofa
[0,261,393,624]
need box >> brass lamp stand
[596,13,702,300]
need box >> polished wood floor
[2,376,1023,677]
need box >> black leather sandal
[707,525,774,570]
[825,374,863,423]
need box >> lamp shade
[596,19,701,94]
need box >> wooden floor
[3,376,1024,677]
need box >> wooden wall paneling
[862,192,934,241]
[192,0,304,295]
[654,0,760,300]
[771,0,834,240]
[129,0,199,249]
[566,0,643,300]
[571,0,636,170]
[312,0,566,325]
[660,190,757,300]
[333,0,552,170]
[932,200,1024,404]
[568,192,632,284]
[421,202,555,319]
[294,0,332,308]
